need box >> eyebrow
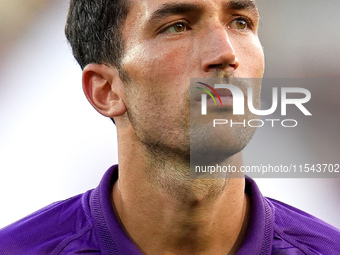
[149,3,201,23]
[148,0,259,25]
[224,0,259,15]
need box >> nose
[201,25,239,74]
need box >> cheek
[121,40,195,116]
[121,41,192,117]
[122,41,192,84]
[236,38,265,78]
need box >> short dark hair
[65,0,130,70]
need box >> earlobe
[82,63,126,118]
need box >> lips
[214,88,233,97]
[192,83,223,101]
[192,85,234,107]
[206,89,233,107]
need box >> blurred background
[0,0,339,229]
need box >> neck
[113,130,249,254]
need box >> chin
[190,125,256,166]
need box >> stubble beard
[121,68,260,201]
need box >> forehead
[126,0,259,21]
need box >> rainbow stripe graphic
[196,82,223,106]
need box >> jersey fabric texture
[0,165,339,255]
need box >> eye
[162,22,188,34]
[229,17,252,31]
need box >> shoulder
[0,190,100,254]
[267,197,340,254]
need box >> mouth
[193,82,234,108]
[207,88,233,107]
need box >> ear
[82,64,126,118]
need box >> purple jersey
[0,165,339,254]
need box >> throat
[114,143,249,254]
[157,184,250,254]
[113,172,249,254]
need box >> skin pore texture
[82,0,264,254]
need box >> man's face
[119,0,264,159]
